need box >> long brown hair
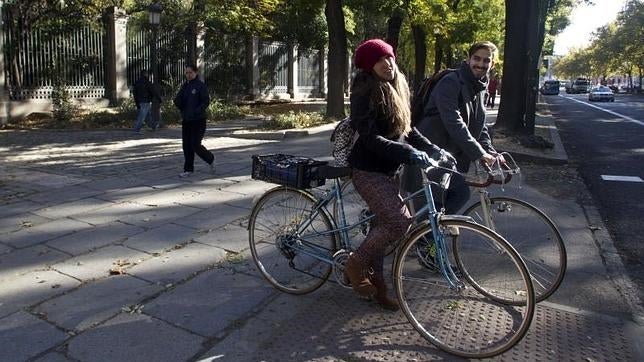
[370,69,412,138]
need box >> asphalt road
[546,92,644,302]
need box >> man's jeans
[134,102,155,131]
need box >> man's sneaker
[179,171,193,178]
[133,129,144,135]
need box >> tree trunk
[363,2,379,40]
[412,25,426,90]
[385,8,404,54]
[325,0,347,119]
[186,0,205,67]
[434,33,443,74]
[523,0,544,134]
[496,0,530,134]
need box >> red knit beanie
[354,39,395,71]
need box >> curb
[227,122,336,140]
[494,113,569,166]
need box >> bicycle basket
[251,154,328,189]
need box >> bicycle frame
[285,165,468,291]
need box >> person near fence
[344,39,454,310]
[486,74,499,108]
[133,70,162,134]
[173,64,215,178]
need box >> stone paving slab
[173,203,250,232]
[0,212,52,235]
[32,197,117,219]
[198,291,324,361]
[67,312,204,362]
[109,203,203,229]
[51,245,150,282]
[0,199,45,218]
[24,184,105,205]
[46,221,145,256]
[128,187,202,208]
[172,188,249,210]
[0,311,69,361]
[34,275,163,332]
[33,352,74,362]
[0,244,69,282]
[1,218,94,249]
[0,242,11,255]
[2,168,89,189]
[92,185,158,203]
[69,201,159,226]
[145,268,273,337]
[0,270,80,318]
[194,224,249,253]
[127,242,227,285]
[123,223,197,254]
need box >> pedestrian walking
[486,74,499,108]
[343,39,452,310]
[173,64,215,178]
[133,70,161,134]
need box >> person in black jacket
[173,64,214,178]
[344,39,454,310]
[402,41,505,223]
[133,70,161,134]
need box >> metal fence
[298,49,320,97]
[259,41,288,95]
[126,25,186,96]
[2,16,104,100]
[203,32,247,98]
[1,9,324,103]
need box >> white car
[588,86,615,102]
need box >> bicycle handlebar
[464,153,520,188]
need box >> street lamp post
[148,3,162,127]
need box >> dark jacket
[415,61,495,172]
[133,76,161,106]
[173,78,210,122]
[348,71,440,175]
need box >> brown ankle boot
[371,274,400,311]
[344,254,376,297]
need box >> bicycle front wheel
[464,197,566,302]
[249,186,337,295]
[394,220,535,358]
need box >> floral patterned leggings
[351,169,414,275]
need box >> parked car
[571,78,591,93]
[588,86,615,102]
[540,80,560,95]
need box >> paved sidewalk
[0,114,642,361]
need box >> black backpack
[410,69,458,124]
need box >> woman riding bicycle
[344,39,454,310]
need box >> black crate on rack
[251,154,328,189]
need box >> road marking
[560,95,644,127]
[601,175,644,183]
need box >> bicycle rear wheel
[394,220,535,358]
[249,186,337,295]
[464,197,566,302]
[332,179,397,255]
